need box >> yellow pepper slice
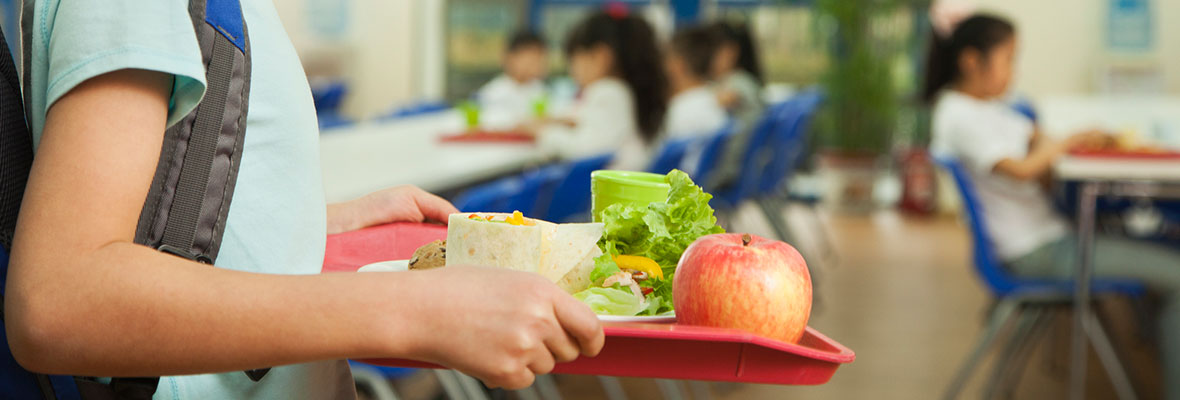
[613,255,663,280]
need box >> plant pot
[817,150,887,214]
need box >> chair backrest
[310,80,348,115]
[933,156,1020,295]
[381,100,450,121]
[688,120,736,183]
[544,153,614,223]
[647,137,696,175]
[756,90,822,196]
[451,174,537,215]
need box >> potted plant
[811,0,926,212]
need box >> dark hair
[565,12,667,143]
[670,26,724,80]
[710,22,763,84]
[507,30,546,53]
[921,14,1015,103]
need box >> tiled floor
[386,202,1165,399]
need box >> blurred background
[6,0,1177,398]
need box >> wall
[273,0,445,119]
[974,0,1180,97]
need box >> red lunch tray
[323,223,855,385]
[438,130,535,144]
[1069,149,1180,160]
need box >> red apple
[674,233,812,343]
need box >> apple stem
[742,233,752,247]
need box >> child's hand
[1064,129,1115,151]
[327,185,459,234]
[397,266,605,389]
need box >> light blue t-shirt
[24,0,353,398]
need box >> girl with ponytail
[532,9,668,171]
[928,14,1180,395]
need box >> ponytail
[921,14,1015,104]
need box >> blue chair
[379,100,450,121]
[707,99,793,211]
[310,80,355,131]
[647,137,696,175]
[755,90,822,198]
[544,154,614,223]
[311,80,348,114]
[451,175,534,215]
[936,157,1143,399]
[687,121,737,183]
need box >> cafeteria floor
[387,203,1165,399]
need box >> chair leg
[942,299,1021,400]
[984,306,1050,399]
[596,376,629,400]
[993,308,1057,400]
[688,381,712,400]
[433,370,470,400]
[1087,311,1139,400]
[351,365,401,400]
[455,372,491,400]
[655,379,687,400]
[532,375,562,400]
[513,385,541,400]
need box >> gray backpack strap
[134,0,251,266]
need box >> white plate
[357,259,410,272]
[597,314,676,323]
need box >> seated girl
[926,14,1180,397]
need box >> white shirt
[664,86,728,138]
[540,77,649,171]
[477,74,546,129]
[931,90,1069,261]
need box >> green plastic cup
[591,170,670,222]
[458,101,480,129]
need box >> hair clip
[605,2,629,19]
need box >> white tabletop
[319,111,552,202]
[1055,155,1180,182]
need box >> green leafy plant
[812,0,926,154]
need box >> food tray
[1069,149,1180,160]
[439,131,535,144]
[323,223,855,385]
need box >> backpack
[0,0,262,398]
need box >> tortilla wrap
[445,213,603,293]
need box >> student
[709,21,765,130]
[925,14,1180,397]
[477,30,549,129]
[708,21,765,187]
[663,26,728,139]
[533,11,668,171]
[7,1,603,398]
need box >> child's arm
[6,69,602,389]
[992,129,1105,181]
[326,185,457,234]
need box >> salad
[573,170,724,316]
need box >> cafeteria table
[319,110,553,202]
[1054,154,1180,400]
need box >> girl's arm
[992,129,1105,181]
[6,69,603,389]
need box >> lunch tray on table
[1069,149,1180,160]
[438,131,535,144]
[323,222,855,385]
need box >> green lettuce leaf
[572,287,646,316]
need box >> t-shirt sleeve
[952,119,1029,175]
[43,0,206,127]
